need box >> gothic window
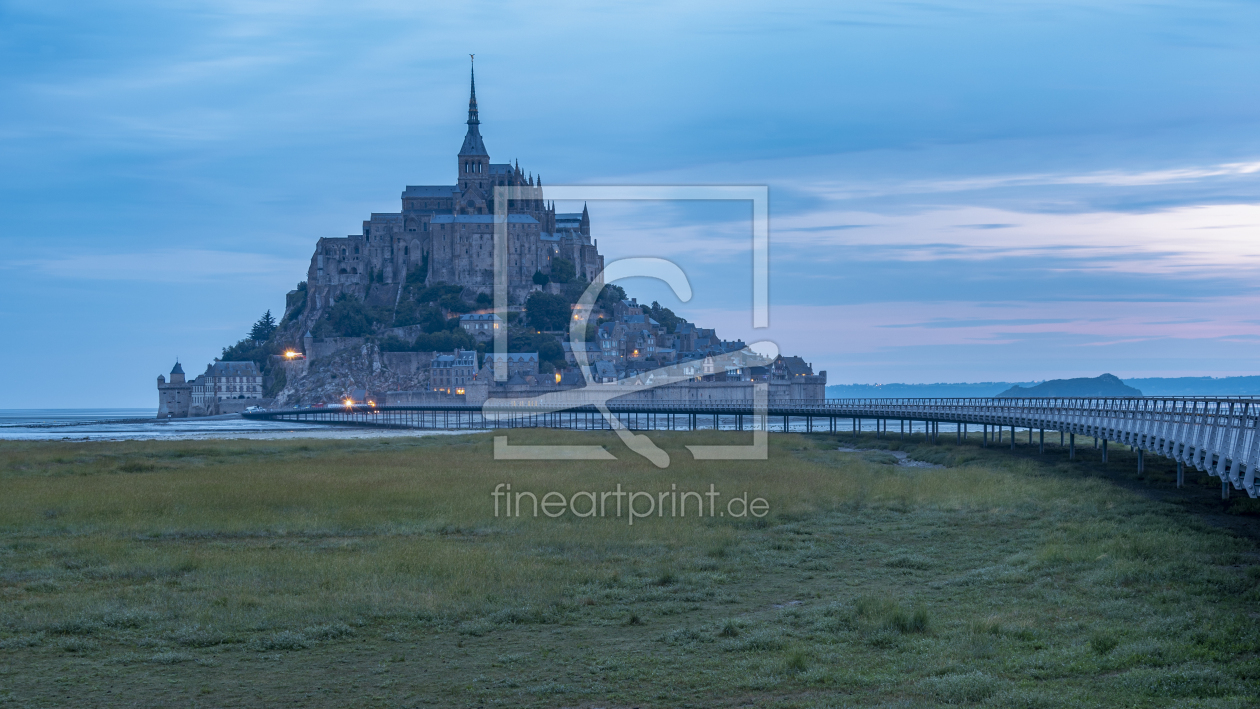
[341,248,347,257]
[404,246,409,256]
[354,246,359,254]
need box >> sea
[0,409,464,442]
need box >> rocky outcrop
[272,342,436,408]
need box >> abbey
[306,65,603,312]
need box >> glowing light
[555,372,562,384]
[284,351,299,359]
[344,398,354,407]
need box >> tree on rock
[532,269,549,286]
[250,310,278,342]
[550,257,576,284]
[526,291,570,332]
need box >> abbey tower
[297,62,604,330]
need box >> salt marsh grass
[0,430,1257,706]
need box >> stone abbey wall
[289,70,604,340]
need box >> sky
[1,0,1258,407]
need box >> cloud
[9,249,307,283]
[684,296,1260,379]
[803,160,1260,201]
[769,203,1260,275]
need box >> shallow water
[0,409,468,442]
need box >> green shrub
[885,607,929,633]
[550,257,575,284]
[919,671,1000,704]
[783,649,808,673]
[1090,632,1119,655]
[526,291,570,331]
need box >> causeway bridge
[244,396,1260,498]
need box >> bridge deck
[245,397,1260,497]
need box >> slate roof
[433,350,477,368]
[485,352,538,365]
[403,186,459,198]
[431,214,539,225]
[775,355,813,376]
[205,361,261,378]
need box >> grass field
[1,429,1258,707]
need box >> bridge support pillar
[1070,433,1076,460]
[900,419,904,440]
[1177,460,1184,488]
[1060,430,1064,446]
[983,425,988,447]
[1039,428,1044,454]
[1137,448,1144,474]
[829,417,835,433]
[1223,479,1230,500]
[1102,439,1108,463]
[1011,425,1015,450]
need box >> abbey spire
[458,56,488,158]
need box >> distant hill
[996,373,1141,398]
[826,375,1260,399]
[1126,376,1260,396]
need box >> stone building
[297,62,604,329]
[191,361,264,415]
[430,350,478,394]
[156,362,192,418]
[483,352,540,379]
[458,313,503,341]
